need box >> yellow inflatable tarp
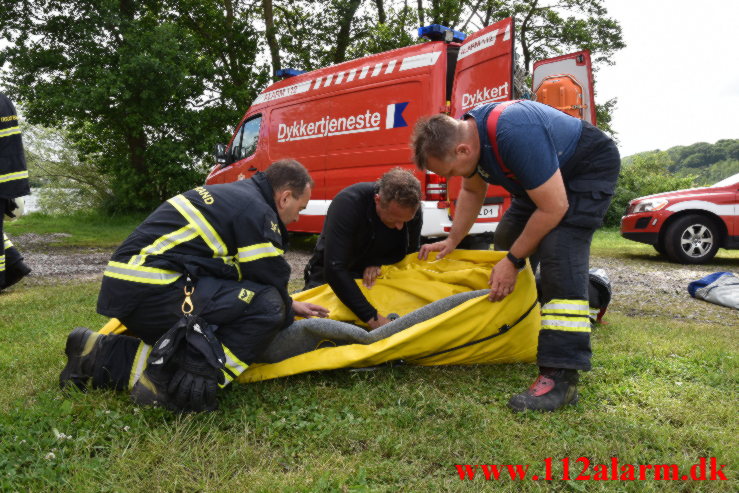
[101,250,540,383]
[242,250,539,382]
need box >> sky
[596,0,739,156]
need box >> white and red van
[205,18,597,243]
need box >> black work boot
[59,327,105,391]
[507,367,579,412]
[1,260,31,291]
[129,365,172,408]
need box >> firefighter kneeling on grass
[59,159,328,412]
[412,100,620,412]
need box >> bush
[604,151,695,227]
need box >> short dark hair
[411,114,461,170]
[264,159,313,196]
[376,167,421,209]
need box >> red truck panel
[533,50,597,125]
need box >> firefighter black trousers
[1,199,28,289]
[92,277,286,390]
[494,122,620,371]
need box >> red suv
[620,173,739,263]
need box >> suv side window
[231,115,261,161]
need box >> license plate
[478,205,499,218]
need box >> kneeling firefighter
[59,159,329,412]
[1,92,32,292]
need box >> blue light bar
[275,68,306,78]
[418,24,466,43]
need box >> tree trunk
[430,0,439,24]
[417,0,425,26]
[333,0,362,64]
[519,0,540,75]
[375,0,386,24]
[262,0,281,75]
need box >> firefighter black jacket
[97,172,293,325]
[0,93,30,199]
[304,182,422,322]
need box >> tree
[1,0,266,211]
[263,0,282,75]
[2,0,626,214]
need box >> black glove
[167,316,225,413]
[131,317,187,407]
[168,358,219,412]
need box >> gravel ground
[9,233,738,324]
[589,253,738,324]
[12,233,313,286]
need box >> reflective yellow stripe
[541,299,589,316]
[541,314,591,332]
[0,170,29,184]
[128,342,152,390]
[3,233,12,249]
[167,194,228,258]
[0,255,5,272]
[104,261,181,284]
[541,299,591,332]
[129,225,199,266]
[237,242,283,263]
[541,324,591,333]
[219,344,249,388]
[0,125,21,138]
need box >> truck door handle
[248,166,257,171]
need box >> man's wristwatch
[506,251,526,270]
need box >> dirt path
[12,233,314,285]
[9,233,738,325]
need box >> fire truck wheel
[663,214,720,264]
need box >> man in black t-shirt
[303,168,422,330]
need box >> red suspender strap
[485,100,521,179]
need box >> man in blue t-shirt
[411,100,620,412]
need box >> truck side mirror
[214,143,228,166]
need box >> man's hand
[418,238,456,261]
[487,257,519,302]
[363,266,382,288]
[367,314,391,331]
[292,300,330,318]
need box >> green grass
[592,227,739,262]
[6,211,146,248]
[1,217,737,491]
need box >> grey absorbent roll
[256,289,489,364]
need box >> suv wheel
[653,240,667,256]
[664,215,720,264]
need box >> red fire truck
[205,17,597,244]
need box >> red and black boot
[508,367,579,412]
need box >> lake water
[24,188,40,213]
